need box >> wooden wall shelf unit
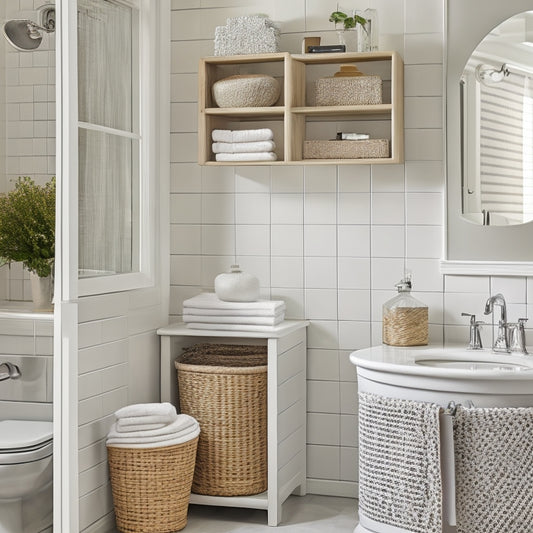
[198,51,404,165]
[157,320,309,527]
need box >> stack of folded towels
[182,292,285,332]
[106,402,200,448]
[212,128,277,162]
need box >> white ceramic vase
[214,265,260,302]
[30,272,53,310]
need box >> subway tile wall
[170,0,533,497]
[1,0,56,301]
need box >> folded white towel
[106,423,199,445]
[186,322,283,332]
[212,140,276,154]
[183,293,285,314]
[212,128,274,143]
[215,152,277,162]
[183,306,286,317]
[183,313,284,326]
[116,422,167,433]
[107,426,200,449]
[114,402,177,421]
[109,415,198,440]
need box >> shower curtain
[77,0,138,275]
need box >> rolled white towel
[215,152,277,162]
[183,313,284,326]
[106,424,199,446]
[183,292,285,314]
[116,422,167,433]
[110,414,198,440]
[212,140,276,154]
[107,425,200,449]
[212,128,274,143]
[115,402,177,421]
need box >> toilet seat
[0,420,53,465]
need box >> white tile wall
[1,2,56,301]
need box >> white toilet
[0,420,53,533]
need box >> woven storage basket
[107,437,198,533]
[304,139,389,159]
[315,75,382,106]
[175,343,267,496]
[212,74,280,108]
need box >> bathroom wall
[170,0,533,498]
[0,311,53,420]
[0,0,56,301]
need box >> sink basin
[415,358,532,372]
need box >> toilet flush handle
[0,362,21,381]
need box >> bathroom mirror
[444,0,533,274]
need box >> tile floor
[183,495,358,532]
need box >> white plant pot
[30,273,53,310]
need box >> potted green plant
[329,9,367,52]
[0,176,55,308]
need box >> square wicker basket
[304,139,390,160]
[315,75,382,106]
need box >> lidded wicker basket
[175,343,268,496]
[107,438,198,533]
[212,74,280,108]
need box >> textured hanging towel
[212,128,274,143]
[358,392,443,533]
[453,405,533,533]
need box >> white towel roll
[114,402,177,421]
[106,425,200,449]
[183,292,285,314]
[109,414,198,440]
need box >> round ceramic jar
[214,265,260,302]
[212,74,280,108]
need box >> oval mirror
[461,11,533,226]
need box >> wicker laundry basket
[175,343,268,496]
[107,437,198,533]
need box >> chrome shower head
[475,63,510,86]
[2,4,55,52]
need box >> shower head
[475,63,510,86]
[2,4,55,52]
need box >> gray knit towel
[358,392,443,533]
[453,405,533,533]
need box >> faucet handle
[461,312,485,325]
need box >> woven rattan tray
[304,139,389,159]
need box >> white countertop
[350,344,533,380]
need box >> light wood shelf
[198,51,403,165]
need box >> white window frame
[78,0,156,296]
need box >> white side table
[157,320,309,526]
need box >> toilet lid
[0,420,53,450]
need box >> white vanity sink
[351,344,533,533]
[350,344,533,402]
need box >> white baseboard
[306,478,359,499]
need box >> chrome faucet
[0,361,21,382]
[484,293,510,353]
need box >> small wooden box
[315,75,382,106]
[303,139,390,159]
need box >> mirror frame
[442,0,533,275]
